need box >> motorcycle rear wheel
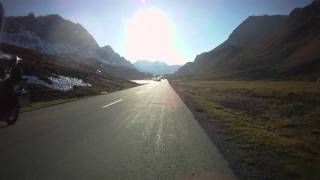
[5,106,19,125]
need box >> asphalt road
[0,80,236,180]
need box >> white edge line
[101,99,123,108]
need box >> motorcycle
[0,55,27,125]
[0,2,29,126]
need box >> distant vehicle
[152,76,163,81]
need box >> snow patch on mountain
[24,75,92,91]
[2,31,135,67]
[2,31,97,56]
[3,13,142,77]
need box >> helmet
[0,3,19,63]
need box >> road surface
[0,80,235,180]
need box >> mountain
[2,13,147,79]
[97,45,134,68]
[0,43,137,102]
[3,13,99,56]
[176,0,320,80]
[227,15,288,47]
[134,60,182,75]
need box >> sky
[1,0,314,65]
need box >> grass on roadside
[20,83,136,112]
[21,98,79,112]
[176,80,320,179]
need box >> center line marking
[102,99,123,108]
[137,90,143,94]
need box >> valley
[1,0,320,180]
[134,60,182,75]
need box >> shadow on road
[0,123,9,130]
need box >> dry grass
[21,98,79,112]
[176,80,320,179]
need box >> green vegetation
[174,80,320,179]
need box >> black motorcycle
[0,55,25,125]
[0,2,30,126]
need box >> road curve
[0,80,236,180]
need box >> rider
[0,1,22,90]
[0,2,23,124]
[0,2,23,87]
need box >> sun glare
[123,8,186,65]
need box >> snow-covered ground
[24,75,92,91]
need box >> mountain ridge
[134,60,182,75]
[3,13,134,67]
[2,13,147,79]
[176,1,320,80]
[3,13,99,55]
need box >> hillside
[3,13,98,56]
[0,43,137,102]
[134,60,182,75]
[2,13,147,79]
[176,1,320,81]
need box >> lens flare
[123,8,185,65]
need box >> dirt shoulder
[169,80,320,180]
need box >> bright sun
[123,8,185,65]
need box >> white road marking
[101,99,123,108]
[137,90,143,94]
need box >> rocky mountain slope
[176,0,320,80]
[134,60,182,75]
[97,45,134,68]
[3,13,98,56]
[2,13,146,79]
